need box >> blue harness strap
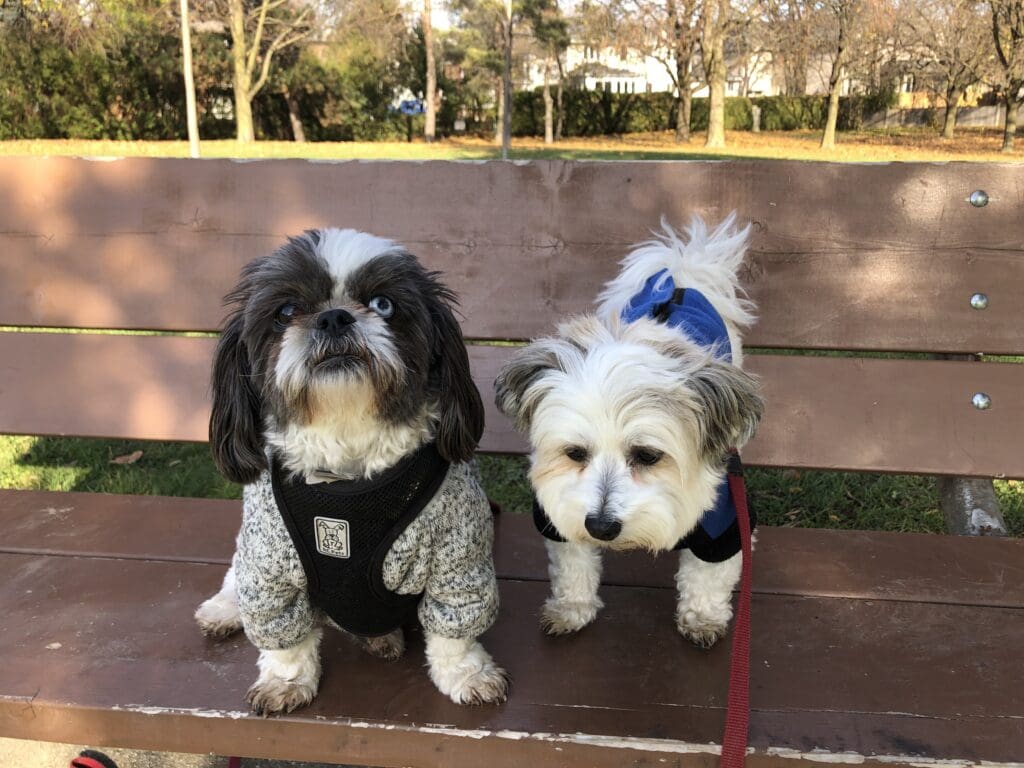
[533,270,755,562]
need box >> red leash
[720,458,753,768]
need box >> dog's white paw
[676,606,731,648]
[540,597,602,635]
[442,661,510,706]
[246,633,322,716]
[194,594,243,639]
[426,636,509,705]
[246,674,318,716]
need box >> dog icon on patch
[314,517,350,559]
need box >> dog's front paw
[356,629,405,661]
[246,675,317,716]
[444,661,510,706]
[194,595,243,639]
[676,608,730,649]
[540,597,602,635]
[426,636,509,705]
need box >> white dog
[495,216,763,647]
[195,229,507,713]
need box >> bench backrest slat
[2,158,1020,479]
[3,332,1022,477]
[2,159,1022,354]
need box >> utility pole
[424,0,437,142]
[501,0,512,160]
[179,0,200,157]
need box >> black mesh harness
[271,443,450,637]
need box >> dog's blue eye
[275,303,298,330]
[368,296,394,318]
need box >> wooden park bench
[0,157,1022,767]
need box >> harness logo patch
[314,516,350,559]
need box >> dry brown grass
[1,126,1020,162]
[453,127,1024,163]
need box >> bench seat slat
[2,159,1023,354]
[2,332,1023,477]
[0,551,1021,765]
[2,488,1022,608]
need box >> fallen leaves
[110,450,143,465]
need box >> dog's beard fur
[267,299,427,480]
[496,218,763,553]
[209,228,483,484]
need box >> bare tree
[424,0,438,141]
[525,0,568,144]
[989,0,1024,152]
[764,0,813,95]
[584,0,704,142]
[701,0,760,148]
[902,0,990,139]
[818,0,860,149]
[220,0,312,142]
[700,0,726,147]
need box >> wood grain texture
[0,552,1021,765]
[2,488,1023,608]
[2,333,1023,476]
[1,158,1022,352]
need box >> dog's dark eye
[368,296,394,319]
[630,447,664,467]
[275,303,298,331]
[565,446,589,464]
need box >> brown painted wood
[0,552,1021,765]
[3,333,1024,477]
[1,158,1022,353]
[3,488,1023,608]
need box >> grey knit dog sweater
[234,460,499,650]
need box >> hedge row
[508,90,898,137]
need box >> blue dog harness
[532,270,756,562]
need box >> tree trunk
[501,6,513,159]
[495,79,503,144]
[1002,93,1019,153]
[703,0,727,149]
[821,7,850,151]
[706,75,725,147]
[821,82,841,149]
[555,55,565,141]
[941,84,962,140]
[543,59,553,145]
[820,46,845,150]
[682,88,693,140]
[228,0,254,142]
[284,87,305,142]
[673,12,692,143]
[423,0,437,142]
[179,0,200,156]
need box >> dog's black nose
[316,308,356,336]
[585,515,622,541]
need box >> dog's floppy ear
[686,358,763,460]
[428,288,485,463]
[209,307,266,483]
[494,339,567,433]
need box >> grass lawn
[2,127,1023,163]
[1,129,1020,536]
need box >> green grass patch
[5,435,1018,536]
